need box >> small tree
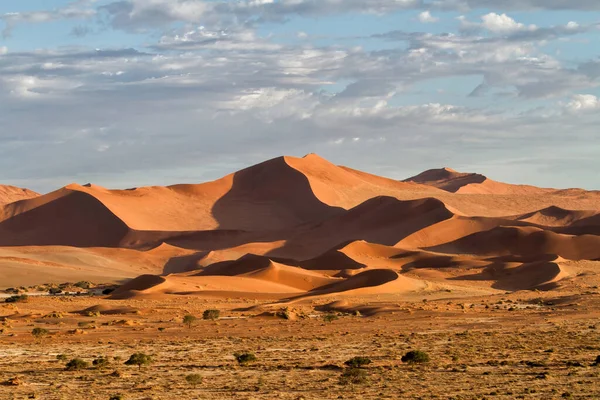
[183,314,197,329]
[203,309,220,321]
[344,356,372,368]
[234,352,257,366]
[401,350,430,364]
[31,327,49,340]
[65,358,89,371]
[185,373,203,386]
[93,356,110,370]
[124,353,152,370]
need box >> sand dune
[511,206,597,227]
[405,167,551,195]
[1,154,598,299]
[427,226,600,261]
[0,185,38,206]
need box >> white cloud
[566,94,600,112]
[418,11,439,23]
[0,46,7,55]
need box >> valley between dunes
[0,153,599,303]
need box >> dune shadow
[211,157,344,232]
[162,251,211,275]
[448,258,563,291]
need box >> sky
[0,0,599,193]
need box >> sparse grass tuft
[339,368,368,385]
[185,373,203,386]
[344,356,372,368]
[401,350,430,364]
[65,358,89,371]
[234,352,257,365]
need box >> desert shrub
[323,314,339,323]
[203,309,220,320]
[401,350,430,364]
[31,327,49,339]
[93,356,110,369]
[339,368,368,385]
[56,354,68,361]
[183,314,197,329]
[344,356,372,368]
[5,294,28,303]
[109,394,124,400]
[65,358,89,371]
[275,308,292,320]
[124,353,152,369]
[234,352,257,365]
[48,288,63,295]
[594,355,600,366]
[74,281,93,289]
[185,373,203,386]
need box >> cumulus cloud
[566,94,600,112]
[480,13,535,34]
[1,0,600,191]
[418,11,439,23]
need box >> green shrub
[344,356,372,368]
[124,353,152,369]
[93,356,110,369]
[74,281,93,289]
[31,327,49,339]
[65,358,89,371]
[323,314,339,323]
[185,373,203,386]
[183,314,197,329]
[203,309,220,320]
[234,352,257,365]
[339,368,368,385]
[401,350,430,364]
[5,294,28,303]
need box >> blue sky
[1,0,599,192]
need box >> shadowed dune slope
[267,196,456,260]
[404,167,554,195]
[511,206,597,227]
[0,190,130,247]
[427,226,600,261]
[1,154,599,297]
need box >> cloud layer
[0,0,599,191]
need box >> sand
[0,153,599,302]
[2,155,600,399]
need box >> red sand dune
[0,185,38,206]
[404,167,552,195]
[1,154,599,298]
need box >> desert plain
[1,154,599,399]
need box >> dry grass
[1,291,600,399]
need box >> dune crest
[1,154,598,298]
[0,185,39,206]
